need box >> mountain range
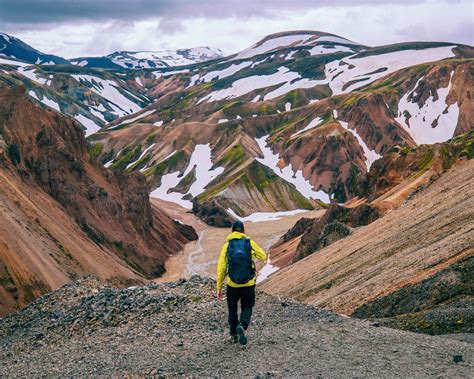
[0,32,223,69]
[0,29,472,319]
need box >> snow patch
[291,117,324,138]
[315,36,358,45]
[72,74,142,117]
[395,71,459,145]
[0,57,29,67]
[339,120,381,170]
[30,91,60,112]
[75,114,101,136]
[227,208,309,223]
[257,260,279,283]
[325,46,456,95]
[112,109,156,128]
[251,95,261,102]
[187,61,253,88]
[126,143,155,170]
[232,34,314,60]
[150,144,224,209]
[309,45,353,55]
[199,67,326,103]
[255,135,330,202]
[18,67,50,86]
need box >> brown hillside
[0,84,196,316]
[261,159,474,315]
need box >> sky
[0,0,472,58]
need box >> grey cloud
[0,0,426,25]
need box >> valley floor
[0,277,472,377]
[152,197,323,281]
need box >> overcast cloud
[0,0,472,58]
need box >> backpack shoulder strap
[244,238,252,254]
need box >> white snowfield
[231,33,357,61]
[0,57,29,67]
[309,45,354,56]
[325,46,457,95]
[74,114,101,136]
[150,144,224,209]
[17,67,52,86]
[29,86,101,136]
[90,107,107,123]
[126,143,156,170]
[291,117,324,138]
[197,45,457,105]
[227,208,309,223]
[232,34,316,60]
[396,71,459,145]
[153,69,190,78]
[199,66,327,103]
[71,74,142,117]
[316,36,358,45]
[110,109,156,129]
[28,90,60,112]
[187,61,253,88]
[111,47,223,69]
[255,135,331,203]
[256,260,279,283]
[339,120,382,171]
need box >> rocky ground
[0,276,472,377]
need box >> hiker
[216,220,267,345]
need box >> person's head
[232,220,245,233]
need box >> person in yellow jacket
[216,220,267,345]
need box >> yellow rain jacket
[216,231,267,291]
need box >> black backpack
[227,238,255,284]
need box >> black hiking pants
[226,284,256,335]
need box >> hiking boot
[229,334,238,344]
[236,324,247,345]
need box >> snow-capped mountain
[0,33,69,65]
[0,32,223,69]
[70,46,224,69]
[89,31,473,217]
[1,30,472,218]
[0,56,150,136]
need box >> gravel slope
[0,276,472,377]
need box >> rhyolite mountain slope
[0,276,472,377]
[261,144,474,335]
[90,31,473,218]
[0,57,151,136]
[0,30,472,217]
[0,82,197,316]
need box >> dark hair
[232,220,245,232]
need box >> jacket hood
[227,231,247,241]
